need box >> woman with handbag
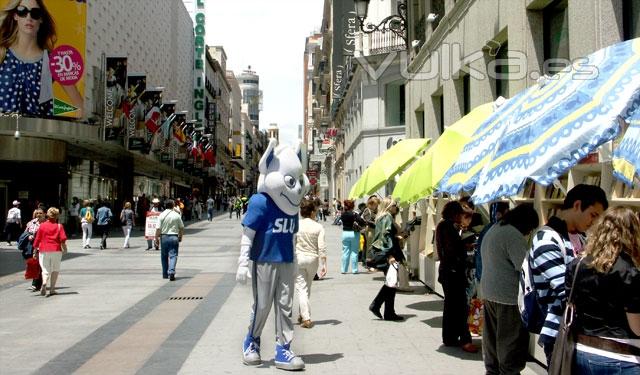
[436,201,478,353]
[24,208,46,291]
[33,207,68,297]
[368,197,405,321]
[339,199,366,274]
[563,207,640,373]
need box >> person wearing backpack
[480,204,539,374]
[528,184,608,365]
[79,200,94,249]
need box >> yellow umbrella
[349,138,431,199]
[393,103,494,204]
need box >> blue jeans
[208,208,214,221]
[160,235,179,278]
[341,231,359,273]
[576,350,640,374]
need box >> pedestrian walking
[33,207,68,297]
[567,207,640,373]
[24,208,46,292]
[529,184,607,365]
[79,200,94,249]
[194,198,203,221]
[227,196,234,219]
[96,202,113,250]
[120,201,135,248]
[146,198,162,250]
[206,196,215,221]
[339,199,365,274]
[234,197,242,219]
[436,201,478,353]
[155,199,184,281]
[68,197,80,237]
[480,204,539,374]
[368,196,405,321]
[295,199,328,329]
[4,200,22,245]
[361,195,379,269]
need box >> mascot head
[257,139,309,216]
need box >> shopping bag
[25,258,40,279]
[385,262,399,288]
[468,298,484,335]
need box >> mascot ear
[294,143,302,163]
[259,138,278,175]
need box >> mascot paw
[236,266,250,284]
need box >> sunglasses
[15,5,43,20]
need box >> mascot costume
[236,139,309,370]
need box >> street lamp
[353,0,408,45]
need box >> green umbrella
[349,138,431,199]
[393,103,494,205]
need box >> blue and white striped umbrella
[613,104,640,186]
[439,38,640,204]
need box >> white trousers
[295,254,319,321]
[39,252,62,285]
[81,222,92,247]
[122,225,132,247]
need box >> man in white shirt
[155,200,184,281]
[4,200,22,246]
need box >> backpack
[84,208,94,223]
[518,226,567,333]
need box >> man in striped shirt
[530,184,608,365]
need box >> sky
[206,0,325,146]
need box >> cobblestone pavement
[0,212,545,374]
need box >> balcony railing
[362,31,407,56]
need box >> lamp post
[353,0,408,46]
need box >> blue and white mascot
[237,139,309,370]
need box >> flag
[173,123,187,144]
[160,113,175,140]
[204,144,216,165]
[144,106,161,133]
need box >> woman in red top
[33,207,67,297]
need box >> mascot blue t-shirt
[242,193,299,263]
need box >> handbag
[385,262,399,288]
[548,258,583,375]
[25,257,41,279]
[366,238,388,269]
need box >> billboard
[0,0,86,118]
[104,56,127,141]
[125,73,146,149]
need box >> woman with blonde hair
[0,0,83,116]
[120,201,135,248]
[566,207,640,372]
[368,196,405,321]
[33,207,67,297]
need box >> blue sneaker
[274,343,305,371]
[242,335,261,366]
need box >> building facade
[0,0,196,219]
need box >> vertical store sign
[0,0,86,118]
[193,0,206,128]
[331,1,356,112]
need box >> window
[624,0,640,40]
[495,41,509,98]
[385,82,406,126]
[543,0,569,75]
[462,74,470,115]
[415,107,425,138]
[432,93,444,135]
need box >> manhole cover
[168,296,204,300]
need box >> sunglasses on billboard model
[14,6,43,20]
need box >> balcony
[361,30,407,56]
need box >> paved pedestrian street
[0,214,545,375]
